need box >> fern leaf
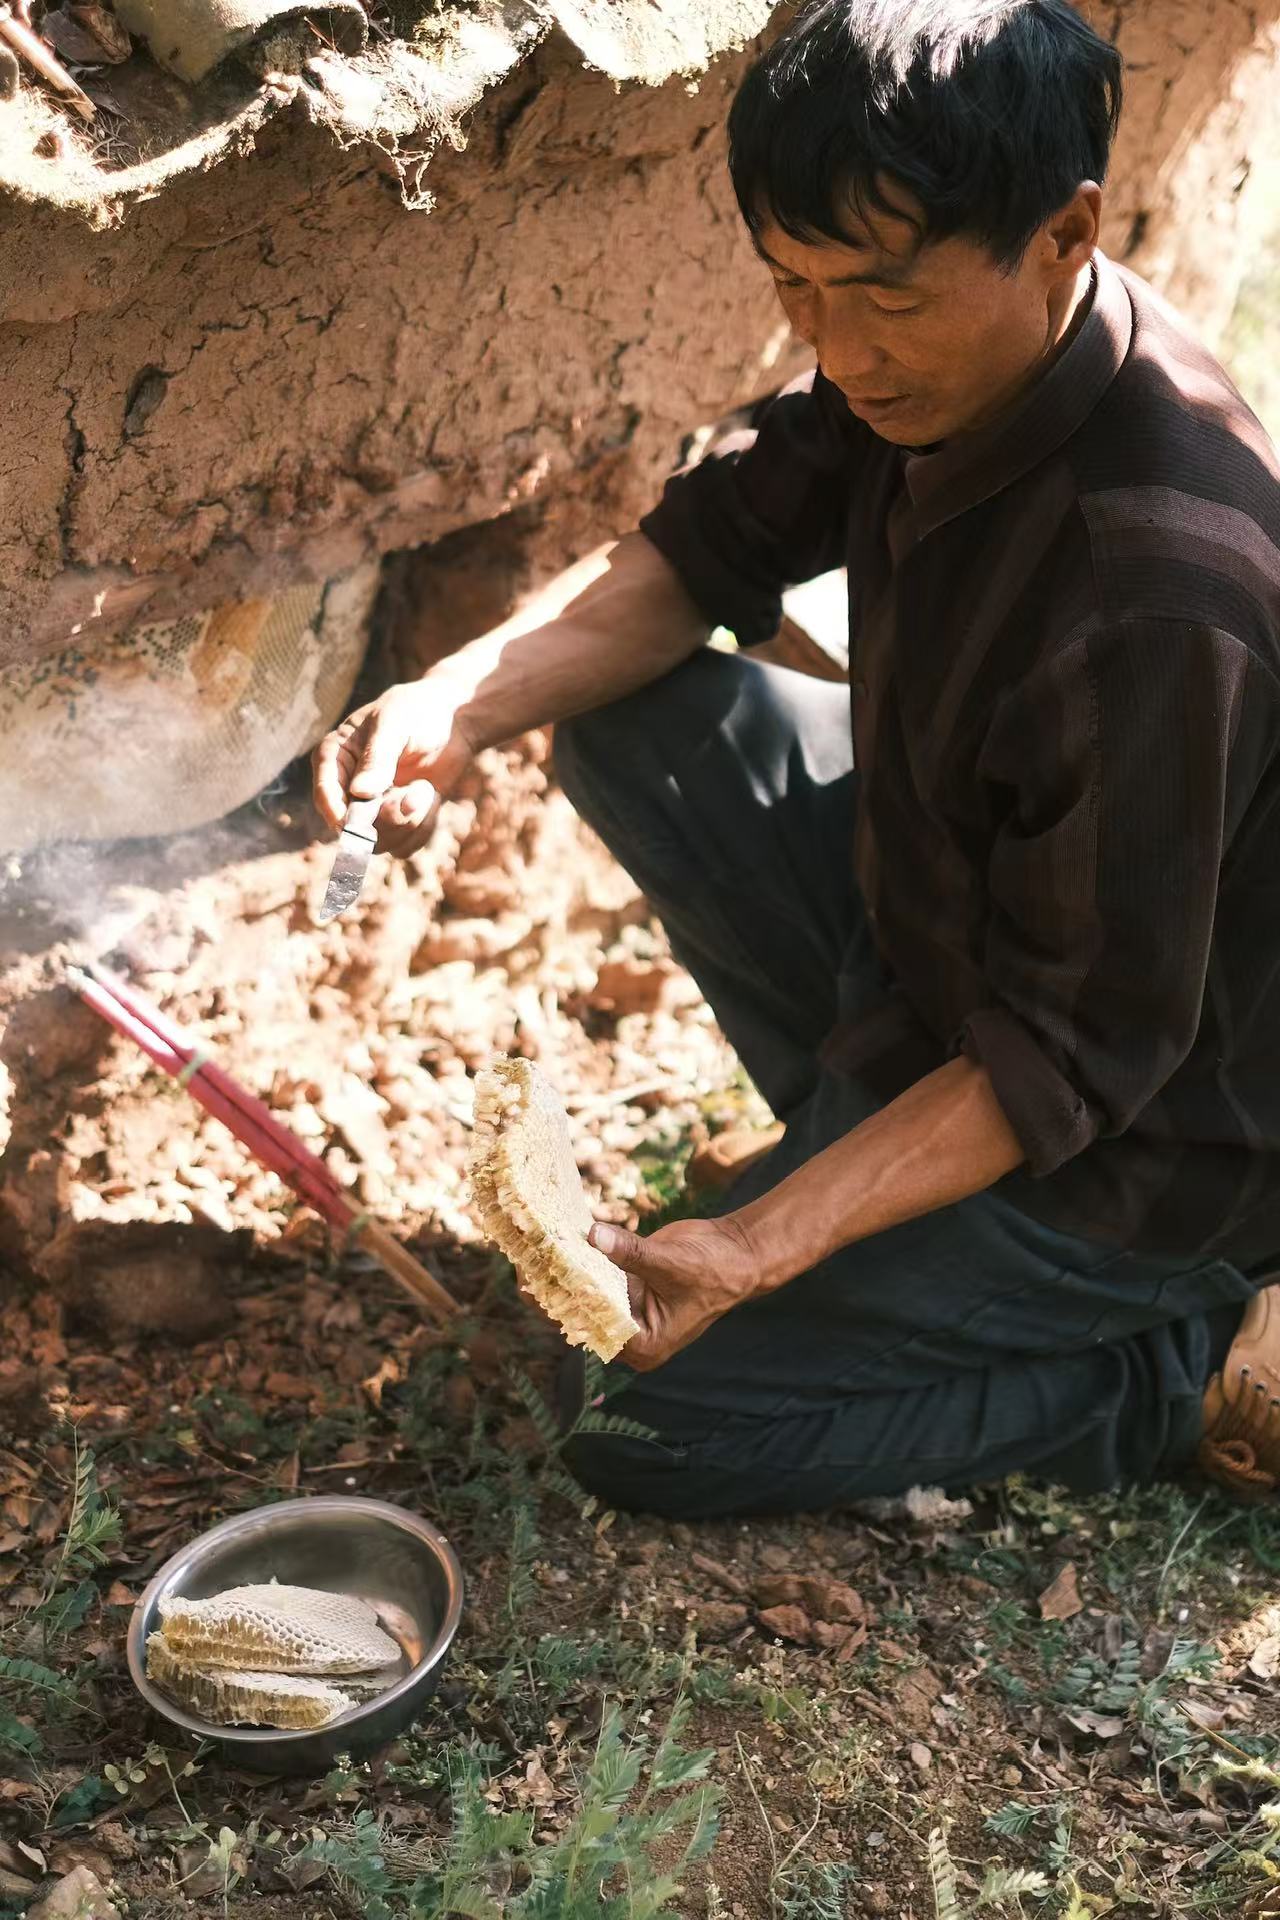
[540,1466,598,1520]
[1057,1878,1092,1920]
[0,1654,81,1704]
[507,1365,563,1453]
[430,1885,500,1919]
[0,1709,40,1756]
[505,1500,539,1623]
[984,1802,1038,1839]
[571,1411,660,1443]
[927,1826,963,1920]
[975,1866,1049,1907]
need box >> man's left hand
[588,1216,760,1371]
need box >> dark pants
[555,650,1251,1519]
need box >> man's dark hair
[728,0,1123,267]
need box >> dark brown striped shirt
[641,253,1280,1262]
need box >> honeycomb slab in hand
[469,1055,639,1362]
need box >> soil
[0,734,1279,1917]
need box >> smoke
[0,566,379,955]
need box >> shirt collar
[898,251,1133,540]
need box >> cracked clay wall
[3,1,1280,664]
[1092,0,1280,345]
[0,28,793,661]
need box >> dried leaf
[263,1372,313,1401]
[1063,1709,1126,1738]
[360,1356,401,1409]
[1249,1635,1280,1680]
[1038,1561,1083,1621]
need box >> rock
[757,1603,813,1644]
[755,1574,867,1626]
[811,1619,868,1660]
[28,1866,119,1920]
[691,1551,749,1596]
[909,1741,933,1773]
[94,1820,137,1866]
[1,991,110,1083]
[689,1601,749,1642]
[35,1220,246,1338]
[896,1664,945,1732]
[587,956,682,1017]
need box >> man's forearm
[733,1058,1025,1290]
[441,532,711,752]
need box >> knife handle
[343,794,382,842]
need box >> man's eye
[872,299,921,317]
[772,274,807,290]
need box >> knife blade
[318,794,381,922]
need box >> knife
[318,794,381,923]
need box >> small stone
[689,1601,749,1643]
[862,1884,892,1915]
[1002,1765,1023,1787]
[28,1867,119,1920]
[757,1603,813,1644]
[909,1740,933,1773]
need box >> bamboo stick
[69,965,461,1325]
[354,1219,460,1323]
[0,6,95,119]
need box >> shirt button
[853,677,868,699]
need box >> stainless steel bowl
[126,1495,464,1774]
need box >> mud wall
[1095,0,1280,347]
[0,26,794,659]
[5,1,1280,665]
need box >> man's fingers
[312,726,358,831]
[349,709,407,802]
[589,1221,653,1272]
[387,779,438,833]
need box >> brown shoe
[687,1123,785,1195]
[1199,1282,1280,1502]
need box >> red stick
[67,966,460,1321]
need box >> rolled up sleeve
[639,369,863,649]
[960,619,1271,1177]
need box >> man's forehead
[751,219,923,288]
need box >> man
[315,0,1280,1518]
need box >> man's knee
[562,1428,698,1518]
[553,649,743,822]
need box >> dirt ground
[2,747,1280,1918]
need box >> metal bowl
[126,1495,464,1774]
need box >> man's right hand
[312,676,478,859]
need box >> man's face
[754,187,1098,446]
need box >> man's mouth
[843,392,908,418]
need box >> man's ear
[1044,182,1103,276]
